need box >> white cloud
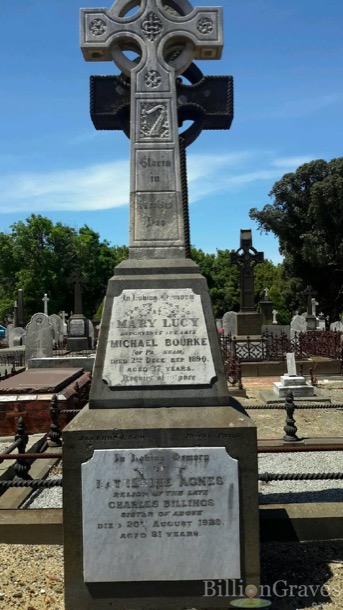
[0,161,130,213]
[0,149,316,214]
[266,94,342,120]
[271,155,313,169]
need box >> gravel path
[1,378,343,609]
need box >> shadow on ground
[260,540,343,609]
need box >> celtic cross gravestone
[63,3,260,608]
[231,229,264,336]
[81,0,223,258]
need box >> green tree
[0,215,128,323]
[191,247,240,317]
[250,158,343,320]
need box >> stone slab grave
[260,353,331,404]
[0,367,84,434]
[63,1,260,609]
[0,367,83,394]
[0,368,89,435]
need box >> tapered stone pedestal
[63,404,259,610]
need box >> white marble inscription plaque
[82,447,240,583]
[102,288,216,386]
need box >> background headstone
[231,229,263,335]
[222,311,238,337]
[290,314,307,340]
[330,321,343,332]
[9,327,26,348]
[216,318,223,331]
[49,314,65,347]
[87,319,95,350]
[5,323,13,342]
[25,313,53,365]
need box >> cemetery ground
[1,377,343,609]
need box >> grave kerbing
[63,2,260,608]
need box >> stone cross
[304,285,317,316]
[90,71,233,144]
[60,311,68,334]
[81,0,223,259]
[231,229,264,311]
[67,268,88,315]
[42,293,49,316]
[311,297,319,317]
[272,309,278,324]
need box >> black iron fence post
[283,391,300,442]
[48,394,62,447]
[13,416,30,478]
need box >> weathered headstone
[290,313,307,340]
[9,327,26,348]
[231,229,263,335]
[87,319,95,349]
[222,310,238,337]
[25,313,53,365]
[63,3,259,609]
[330,320,343,332]
[49,314,64,347]
[215,318,223,331]
[60,310,68,335]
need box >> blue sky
[1,0,342,263]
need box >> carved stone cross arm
[81,0,223,259]
[80,2,223,67]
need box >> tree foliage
[191,246,282,319]
[250,158,343,320]
[0,215,128,323]
[0,215,290,325]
